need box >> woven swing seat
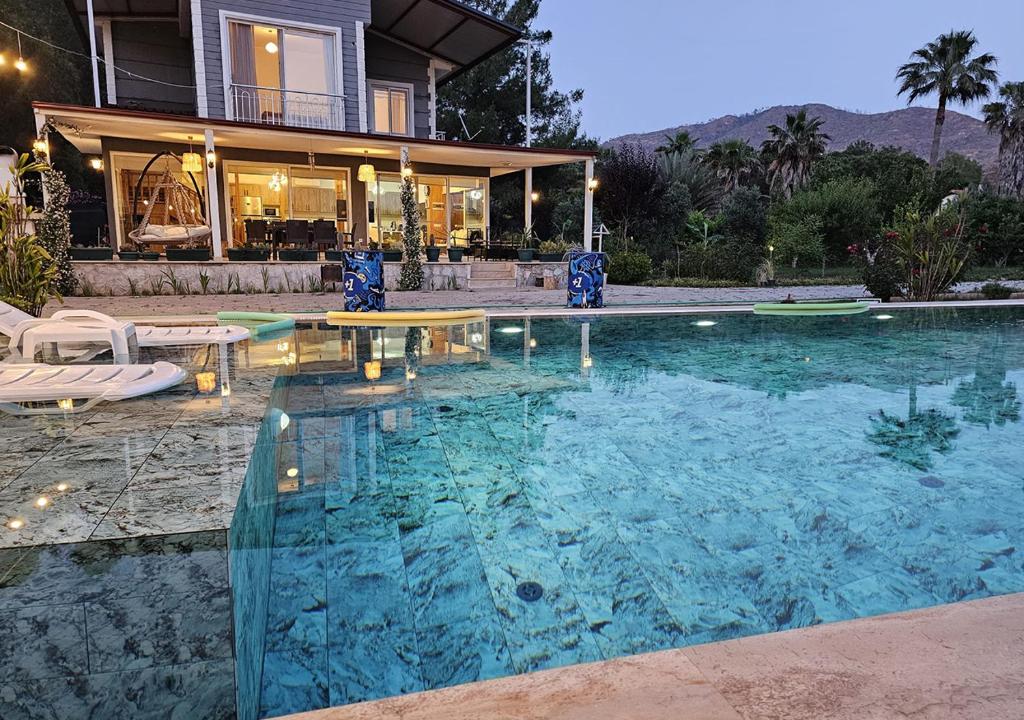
[129,169,211,246]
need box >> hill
[606,103,999,168]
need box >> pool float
[326,309,486,326]
[216,311,296,336]
[753,301,872,316]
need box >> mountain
[606,103,999,168]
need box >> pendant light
[357,151,376,183]
[181,136,203,173]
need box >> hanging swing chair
[129,153,211,247]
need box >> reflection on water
[237,307,1024,718]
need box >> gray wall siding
[198,0,369,130]
[364,34,432,139]
[110,21,196,114]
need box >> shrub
[980,282,1014,300]
[769,214,824,268]
[772,178,880,261]
[858,235,904,302]
[889,205,972,300]
[607,251,653,285]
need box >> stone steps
[469,262,516,289]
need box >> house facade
[40,0,595,257]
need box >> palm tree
[761,109,830,198]
[703,139,760,192]
[896,30,998,167]
[983,81,1024,199]
[656,130,698,156]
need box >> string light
[0,19,197,89]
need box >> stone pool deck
[282,592,1024,720]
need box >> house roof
[33,102,593,176]
[368,0,522,83]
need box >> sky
[536,0,1024,141]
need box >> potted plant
[425,242,441,262]
[117,237,145,261]
[70,244,113,261]
[325,248,345,261]
[382,244,403,262]
[446,246,464,262]
[166,238,212,261]
[278,246,319,261]
[141,248,160,261]
[537,239,568,262]
[516,225,538,262]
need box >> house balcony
[229,84,345,131]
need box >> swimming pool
[243,307,1024,718]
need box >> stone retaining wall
[71,260,473,296]
[515,262,569,289]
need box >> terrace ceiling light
[357,152,376,183]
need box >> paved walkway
[45,281,1024,318]
[283,593,1024,720]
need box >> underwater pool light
[7,518,24,530]
[471,332,483,344]
[692,320,717,327]
[279,412,290,431]
[35,496,49,508]
[875,314,894,320]
[499,326,524,334]
[56,483,69,492]
[529,338,537,348]
[286,468,299,478]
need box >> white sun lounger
[0,302,250,359]
[0,361,187,415]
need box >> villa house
[37,0,595,259]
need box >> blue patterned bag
[567,251,605,308]
[341,251,385,311]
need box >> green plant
[755,257,775,285]
[896,29,998,167]
[983,81,1024,199]
[980,282,1014,300]
[160,268,188,295]
[889,204,973,300]
[607,251,653,285]
[762,108,830,198]
[79,277,97,297]
[308,275,325,293]
[513,224,539,249]
[769,214,824,269]
[538,239,568,255]
[126,277,140,296]
[199,270,211,295]
[36,160,77,295]
[227,272,241,294]
[148,276,165,296]
[399,165,424,290]
[260,266,271,294]
[0,153,60,315]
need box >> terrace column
[524,168,533,234]
[583,158,594,251]
[204,129,224,258]
[85,0,101,107]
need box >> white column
[204,129,224,258]
[100,21,116,105]
[85,0,101,107]
[524,168,532,232]
[583,158,594,251]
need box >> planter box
[425,247,441,262]
[447,248,464,262]
[382,250,403,262]
[279,249,319,261]
[325,250,345,261]
[141,252,161,261]
[538,253,563,262]
[70,247,113,261]
[166,248,212,262]
[228,247,271,261]
[518,249,536,262]
[117,251,141,261]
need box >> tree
[761,109,830,199]
[658,148,722,213]
[772,177,879,261]
[896,30,998,167]
[983,81,1024,199]
[36,163,77,295]
[811,142,931,222]
[769,214,824,269]
[437,1,583,148]
[656,131,699,157]
[703,139,760,192]
[594,144,664,249]
[930,152,984,207]
[398,170,423,290]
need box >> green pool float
[753,301,872,316]
[216,311,296,336]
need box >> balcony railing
[229,84,345,131]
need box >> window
[225,17,342,129]
[369,82,412,136]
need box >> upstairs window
[369,82,413,136]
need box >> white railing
[230,84,345,131]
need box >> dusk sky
[536,0,1024,141]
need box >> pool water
[251,308,1024,717]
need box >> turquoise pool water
[252,308,1024,717]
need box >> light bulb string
[0,19,197,89]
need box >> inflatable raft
[753,301,872,316]
[326,309,486,326]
